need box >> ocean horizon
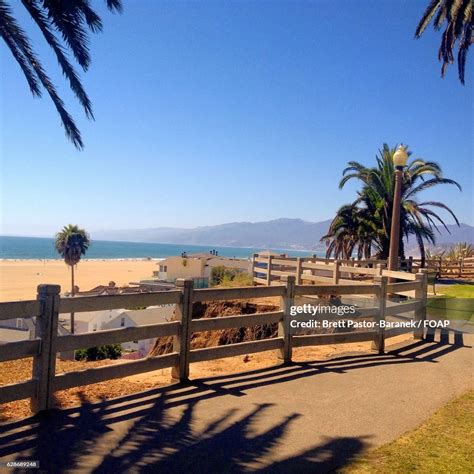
[0,235,315,260]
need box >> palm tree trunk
[71,264,75,334]
[399,236,405,260]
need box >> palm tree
[415,0,472,84]
[321,205,379,260]
[322,144,461,265]
[55,224,90,333]
[0,0,122,149]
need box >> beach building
[0,317,74,359]
[154,251,251,286]
[0,315,36,343]
[64,281,154,297]
[62,304,176,356]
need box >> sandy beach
[0,259,158,302]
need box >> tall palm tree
[55,224,90,333]
[415,0,473,84]
[0,0,122,149]
[322,144,461,265]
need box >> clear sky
[1,0,472,237]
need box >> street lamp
[387,145,408,272]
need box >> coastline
[0,235,317,260]
[0,259,159,302]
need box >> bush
[221,272,253,287]
[210,266,227,285]
[210,266,252,287]
[75,344,122,361]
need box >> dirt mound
[149,301,279,356]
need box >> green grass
[426,283,474,321]
[437,284,474,298]
[343,391,474,474]
[426,297,474,322]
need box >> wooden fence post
[296,257,302,285]
[408,256,413,273]
[31,284,60,413]
[333,260,340,284]
[376,263,384,277]
[372,276,387,354]
[414,270,428,340]
[171,278,194,382]
[266,255,273,286]
[278,275,295,364]
[251,253,258,285]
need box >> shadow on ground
[0,331,466,473]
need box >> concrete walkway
[0,331,472,473]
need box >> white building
[155,252,251,284]
[68,304,176,356]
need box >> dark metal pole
[388,167,404,272]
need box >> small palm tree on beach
[322,144,461,265]
[55,224,90,333]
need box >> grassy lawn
[343,391,474,474]
[436,284,474,298]
[426,283,474,322]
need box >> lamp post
[387,145,408,272]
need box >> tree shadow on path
[0,332,466,473]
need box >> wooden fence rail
[0,271,427,415]
[252,253,474,282]
[251,253,458,286]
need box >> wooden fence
[412,256,474,278]
[0,272,427,415]
[251,253,474,284]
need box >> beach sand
[0,259,158,301]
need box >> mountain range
[93,218,474,252]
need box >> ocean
[0,236,313,260]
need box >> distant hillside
[93,218,473,252]
[93,218,331,250]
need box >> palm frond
[2,0,122,148]
[416,0,472,84]
[21,0,94,118]
[415,0,443,37]
[0,2,42,95]
[405,177,462,199]
[417,200,461,226]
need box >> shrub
[210,265,227,285]
[75,344,122,361]
[210,266,252,287]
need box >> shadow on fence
[0,331,466,472]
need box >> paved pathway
[0,331,472,473]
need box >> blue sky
[1,0,472,237]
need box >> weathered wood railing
[0,272,427,415]
[252,253,474,282]
[252,254,435,289]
